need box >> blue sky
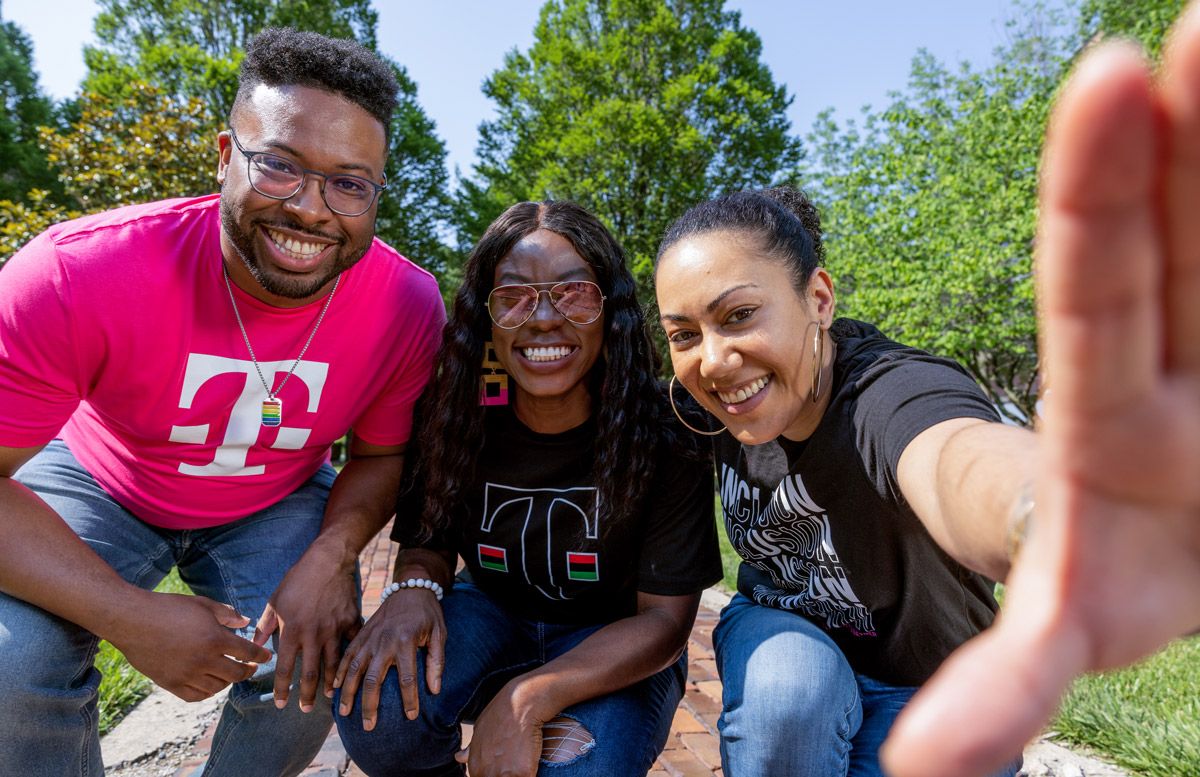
[3,0,1022,178]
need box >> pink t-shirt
[0,195,445,528]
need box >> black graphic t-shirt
[717,318,1001,686]
[394,405,722,624]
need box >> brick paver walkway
[174,522,724,776]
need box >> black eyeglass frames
[228,128,386,217]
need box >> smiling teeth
[523,346,574,362]
[268,229,324,259]
[717,376,769,405]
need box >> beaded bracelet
[380,577,444,604]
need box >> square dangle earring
[479,341,509,406]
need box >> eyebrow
[659,283,756,322]
[496,267,595,285]
[258,139,376,176]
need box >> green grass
[715,499,1200,775]
[713,498,739,591]
[96,569,192,735]
[1052,637,1200,777]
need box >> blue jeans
[335,580,686,777]
[0,440,340,777]
[714,594,1021,777]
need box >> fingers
[253,605,278,647]
[1038,41,1159,418]
[272,634,298,710]
[1161,1,1200,372]
[398,637,422,721]
[356,653,394,732]
[194,598,271,664]
[217,631,272,665]
[296,633,322,713]
[209,600,252,630]
[322,637,340,700]
[425,616,446,696]
[335,642,366,717]
[881,622,1079,777]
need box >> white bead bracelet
[379,577,444,604]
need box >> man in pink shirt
[0,28,444,776]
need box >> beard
[219,196,372,300]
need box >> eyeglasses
[486,281,606,329]
[228,128,386,217]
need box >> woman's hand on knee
[333,591,446,731]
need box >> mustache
[256,220,343,245]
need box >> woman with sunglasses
[333,200,722,777]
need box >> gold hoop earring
[669,375,725,437]
[810,322,826,402]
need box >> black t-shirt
[717,318,1002,686]
[394,405,723,624]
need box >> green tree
[83,0,378,120]
[0,82,208,265]
[41,83,214,212]
[0,190,78,263]
[1079,0,1185,60]
[457,0,802,298]
[805,0,1189,426]
[0,19,60,203]
[807,9,1070,425]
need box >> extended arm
[0,445,270,699]
[897,418,1037,581]
[255,436,406,711]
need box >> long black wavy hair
[407,201,686,541]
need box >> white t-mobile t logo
[169,353,329,476]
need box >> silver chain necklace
[222,267,341,427]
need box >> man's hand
[254,540,361,712]
[882,5,1200,776]
[112,592,271,702]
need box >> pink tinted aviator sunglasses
[486,281,606,329]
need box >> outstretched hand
[882,6,1200,776]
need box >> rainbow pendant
[261,397,283,427]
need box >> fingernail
[364,718,375,732]
[407,708,418,720]
[274,699,286,710]
[339,704,350,716]
[300,703,313,713]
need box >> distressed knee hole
[540,715,596,763]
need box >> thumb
[200,597,251,630]
[253,604,279,646]
[454,747,469,764]
[881,609,1085,777]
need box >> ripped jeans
[335,580,685,777]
